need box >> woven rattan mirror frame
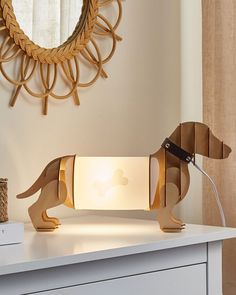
[0,0,122,114]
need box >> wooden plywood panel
[195,122,209,156]
[180,122,195,153]
[209,132,223,159]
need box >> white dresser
[0,215,236,295]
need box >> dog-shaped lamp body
[17,122,231,232]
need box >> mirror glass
[12,0,83,48]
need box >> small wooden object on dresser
[0,178,8,222]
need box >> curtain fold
[32,0,60,48]
[60,0,83,45]
[12,0,33,40]
[202,1,236,294]
[12,0,83,48]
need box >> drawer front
[0,244,207,294]
[40,264,206,295]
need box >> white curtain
[12,0,83,48]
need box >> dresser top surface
[0,214,236,276]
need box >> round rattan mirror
[0,0,122,114]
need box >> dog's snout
[223,144,232,158]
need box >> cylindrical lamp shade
[74,157,150,210]
[60,156,159,210]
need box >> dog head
[169,122,231,159]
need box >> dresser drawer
[41,263,206,295]
[0,243,207,295]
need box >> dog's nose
[223,144,232,158]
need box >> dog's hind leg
[28,180,67,231]
[171,215,185,227]
[157,183,185,232]
[42,211,61,227]
[29,204,56,232]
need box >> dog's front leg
[157,183,185,232]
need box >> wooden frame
[0,0,122,114]
[16,122,232,232]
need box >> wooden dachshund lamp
[16,122,231,232]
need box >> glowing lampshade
[73,156,151,210]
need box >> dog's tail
[16,157,61,199]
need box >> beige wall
[178,0,203,224]
[0,0,181,222]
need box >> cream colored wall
[0,0,181,222]
[178,0,203,224]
